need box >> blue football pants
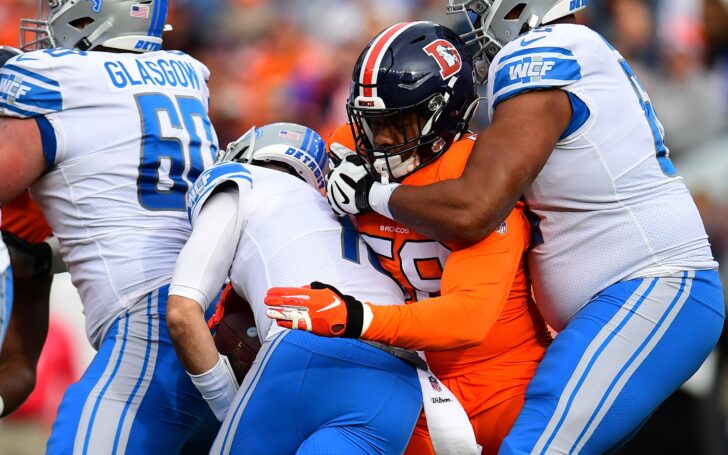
[47,285,220,454]
[211,330,423,455]
[500,269,725,454]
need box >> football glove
[1,230,52,280]
[326,143,375,217]
[264,281,372,338]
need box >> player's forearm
[389,178,514,244]
[0,275,51,417]
[363,293,497,351]
[166,295,219,375]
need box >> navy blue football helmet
[347,21,477,183]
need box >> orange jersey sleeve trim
[362,207,531,351]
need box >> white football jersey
[187,162,405,341]
[0,49,217,347]
[487,24,717,330]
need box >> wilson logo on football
[423,39,462,80]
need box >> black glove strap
[354,177,374,213]
[342,296,364,338]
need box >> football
[212,290,262,384]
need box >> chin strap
[74,20,113,51]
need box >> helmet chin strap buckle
[74,20,113,52]
[528,14,540,28]
[75,36,92,51]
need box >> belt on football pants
[363,340,428,371]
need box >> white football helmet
[220,123,329,194]
[21,0,172,52]
[447,0,588,81]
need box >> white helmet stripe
[359,21,425,99]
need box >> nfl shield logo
[429,375,442,392]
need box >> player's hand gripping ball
[211,284,261,384]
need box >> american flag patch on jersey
[130,4,150,18]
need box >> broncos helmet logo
[423,39,462,80]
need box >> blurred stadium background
[0,0,726,453]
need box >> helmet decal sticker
[423,39,462,80]
[86,0,103,13]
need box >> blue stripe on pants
[500,270,724,455]
[47,285,220,454]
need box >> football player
[166,122,427,454]
[264,22,552,455]
[0,1,220,452]
[322,2,725,454]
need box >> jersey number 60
[135,93,217,211]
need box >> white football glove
[326,143,375,216]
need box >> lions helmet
[21,0,171,52]
[447,0,588,81]
[220,123,329,193]
[347,21,477,183]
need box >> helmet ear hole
[68,17,94,30]
[505,4,527,20]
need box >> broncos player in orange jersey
[265,22,551,455]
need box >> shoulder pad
[488,25,582,107]
[186,162,253,223]
[0,50,65,118]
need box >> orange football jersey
[328,124,551,415]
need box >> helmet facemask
[447,0,504,82]
[348,91,458,184]
[447,0,588,83]
[20,0,56,50]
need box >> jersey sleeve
[362,207,531,351]
[0,51,64,118]
[487,26,582,111]
[186,161,254,228]
[170,187,240,310]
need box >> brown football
[213,292,262,384]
